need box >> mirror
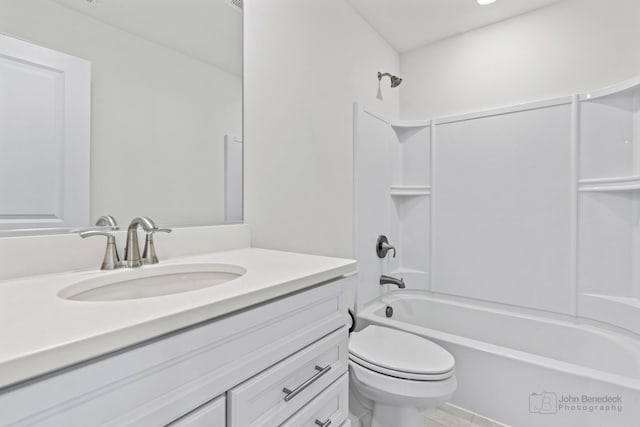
[0,0,243,234]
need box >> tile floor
[424,404,509,427]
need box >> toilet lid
[349,326,455,376]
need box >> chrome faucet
[124,217,158,268]
[380,275,405,289]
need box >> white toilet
[348,325,457,427]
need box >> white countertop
[0,248,357,389]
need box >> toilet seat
[349,353,453,381]
[349,325,455,381]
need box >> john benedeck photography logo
[529,392,623,414]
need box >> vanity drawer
[167,395,225,427]
[281,373,348,427]
[228,327,348,427]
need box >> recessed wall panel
[432,104,573,314]
[0,57,63,219]
[0,34,90,229]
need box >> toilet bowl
[348,325,457,427]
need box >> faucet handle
[79,230,121,270]
[142,228,172,265]
[95,215,118,230]
[376,235,396,258]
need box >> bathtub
[356,291,640,427]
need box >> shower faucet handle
[376,235,396,258]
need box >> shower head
[378,72,403,88]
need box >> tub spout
[380,275,405,289]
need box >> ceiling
[52,0,243,76]
[49,0,564,74]
[347,0,564,53]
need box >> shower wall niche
[578,77,640,333]
[389,122,431,287]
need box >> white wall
[0,0,242,226]
[244,0,400,258]
[400,0,640,119]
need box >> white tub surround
[354,99,574,313]
[354,74,640,335]
[358,292,640,427]
[0,243,356,390]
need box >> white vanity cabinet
[0,277,350,427]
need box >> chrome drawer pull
[282,365,332,402]
[315,419,332,427]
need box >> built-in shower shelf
[579,74,640,101]
[391,267,429,275]
[584,294,640,308]
[390,186,431,197]
[578,176,640,192]
[390,120,430,130]
[580,293,640,335]
[390,121,431,143]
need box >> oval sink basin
[59,263,246,302]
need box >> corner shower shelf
[390,120,430,130]
[391,267,429,275]
[584,294,640,308]
[390,186,431,197]
[578,176,640,192]
[580,294,640,336]
[579,74,640,101]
